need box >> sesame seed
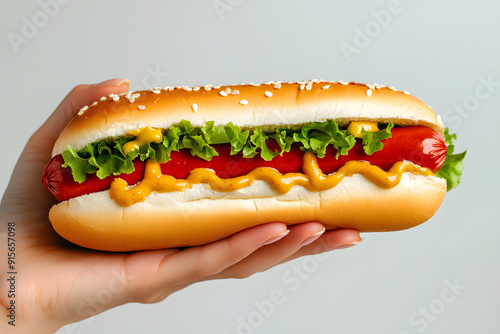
[153,87,161,90]
[192,103,198,112]
[220,91,227,97]
[265,81,274,85]
[274,83,281,89]
[193,86,200,91]
[252,83,261,87]
[78,105,88,115]
[100,96,107,101]
[231,90,240,95]
[225,87,231,94]
[182,87,192,91]
[299,84,305,90]
[366,89,372,97]
[214,85,221,89]
[91,102,98,106]
[204,85,212,91]
[265,91,273,97]
[138,105,146,110]
[240,99,248,105]
[132,93,140,99]
[113,96,120,101]
[339,81,349,85]
[322,85,330,89]
[388,86,397,91]
[305,84,312,91]
[152,89,161,94]
[403,91,410,95]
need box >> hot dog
[43,80,465,252]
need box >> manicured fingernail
[300,227,326,247]
[94,78,130,87]
[262,230,290,246]
[336,238,364,250]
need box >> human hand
[0,79,362,333]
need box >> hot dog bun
[50,173,445,252]
[52,80,443,156]
[48,80,447,252]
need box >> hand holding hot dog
[42,80,465,251]
[0,80,362,333]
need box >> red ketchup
[43,127,446,202]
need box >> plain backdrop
[1,1,499,333]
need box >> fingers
[125,222,288,303]
[207,224,362,280]
[277,228,362,265]
[122,223,362,305]
[211,222,327,279]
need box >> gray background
[1,0,499,333]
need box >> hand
[0,79,362,333]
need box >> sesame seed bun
[52,80,443,156]
[47,79,448,252]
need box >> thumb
[31,78,130,157]
[2,79,130,211]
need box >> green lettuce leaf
[224,122,250,155]
[292,120,356,158]
[61,146,98,183]
[61,119,395,183]
[436,128,466,191]
[361,122,395,155]
[244,127,279,161]
[270,128,295,154]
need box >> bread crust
[49,173,446,252]
[53,80,443,156]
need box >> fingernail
[300,227,326,247]
[262,230,290,246]
[336,238,364,250]
[94,78,130,87]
